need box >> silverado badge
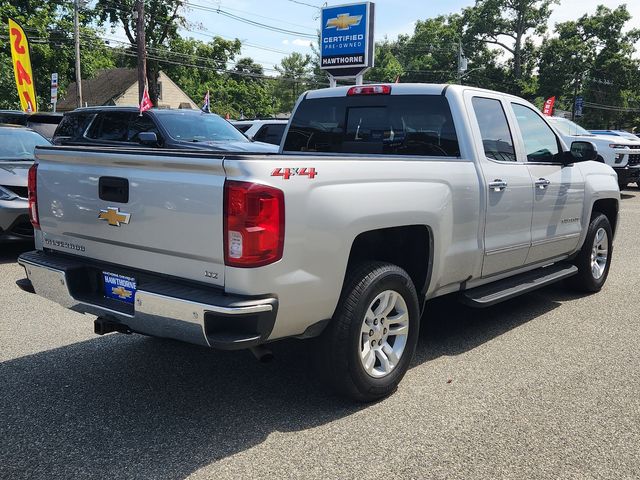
[98,207,131,227]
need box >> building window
[157,81,163,101]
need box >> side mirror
[138,131,158,146]
[569,140,598,163]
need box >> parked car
[19,83,618,401]
[0,110,63,140]
[231,119,289,145]
[53,107,278,152]
[0,125,50,241]
[547,117,640,189]
[589,130,640,142]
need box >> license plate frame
[102,271,137,305]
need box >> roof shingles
[57,68,138,111]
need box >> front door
[509,103,585,264]
[467,95,534,277]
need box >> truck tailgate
[35,147,226,287]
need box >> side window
[253,124,286,145]
[471,97,516,162]
[86,112,133,141]
[128,114,160,143]
[55,113,93,139]
[511,103,560,162]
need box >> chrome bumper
[18,251,277,349]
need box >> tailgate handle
[99,177,129,203]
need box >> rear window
[283,95,459,157]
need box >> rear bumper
[0,200,32,240]
[18,250,277,350]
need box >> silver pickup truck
[18,84,619,401]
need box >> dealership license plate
[103,271,137,305]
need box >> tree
[275,52,312,112]
[537,4,640,127]
[95,0,186,104]
[0,1,115,110]
[464,0,557,91]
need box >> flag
[8,18,37,112]
[542,96,556,116]
[139,85,152,114]
[201,89,210,113]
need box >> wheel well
[346,225,431,296]
[592,199,618,235]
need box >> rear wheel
[568,213,612,292]
[315,261,420,402]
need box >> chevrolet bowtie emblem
[111,286,132,299]
[98,207,131,227]
[326,13,363,31]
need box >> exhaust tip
[250,345,274,363]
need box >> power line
[183,1,317,39]
[284,0,322,9]
[197,0,317,30]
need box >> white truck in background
[548,116,640,189]
[18,84,619,401]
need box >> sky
[125,0,640,74]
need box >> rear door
[36,148,226,286]
[465,93,534,277]
[509,102,585,263]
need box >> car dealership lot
[2,195,640,480]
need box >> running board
[461,263,578,308]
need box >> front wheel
[315,262,420,402]
[568,213,613,292]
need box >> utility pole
[135,0,147,102]
[74,0,83,108]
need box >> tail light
[224,180,284,267]
[347,85,392,96]
[28,163,40,229]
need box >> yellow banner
[8,18,37,112]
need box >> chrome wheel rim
[359,290,409,379]
[590,227,608,280]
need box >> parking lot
[1,193,639,480]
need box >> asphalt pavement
[1,192,639,480]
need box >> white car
[548,117,640,189]
[232,119,288,146]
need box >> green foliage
[538,5,640,127]
[274,52,312,112]
[0,1,115,110]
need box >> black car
[0,110,63,140]
[52,107,278,153]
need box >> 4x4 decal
[271,167,317,180]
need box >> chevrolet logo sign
[98,207,131,227]
[111,286,132,299]
[326,13,363,31]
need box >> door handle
[488,179,508,192]
[535,178,551,189]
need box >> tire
[568,213,613,292]
[315,261,420,402]
[618,181,628,191]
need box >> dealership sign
[320,2,375,77]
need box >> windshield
[160,112,249,143]
[0,129,50,160]
[548,117,591,136]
